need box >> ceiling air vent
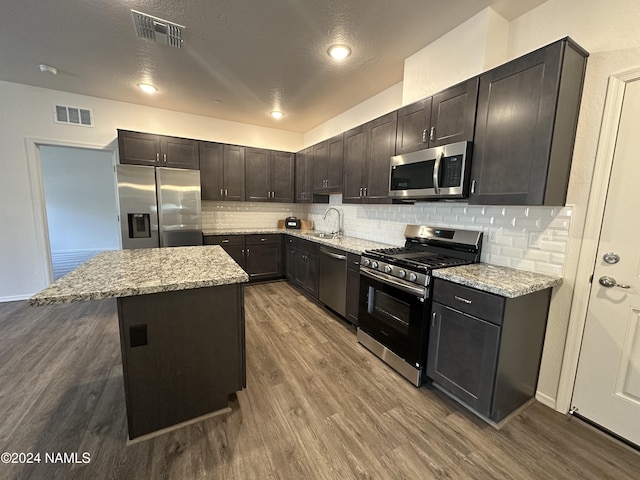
[131,10,184,48]
[54,105,94,127]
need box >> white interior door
[572,79,640,446]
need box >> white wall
[0,80,303,301]
[303,83,403,147]
[402,8,509,105]
[40,145,119,251]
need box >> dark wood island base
[117,284,245,440]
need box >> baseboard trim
[0,294,32,303]
[535,391,556,410]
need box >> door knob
[599,276,630,289]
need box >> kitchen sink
[307,231,340,239]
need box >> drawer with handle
[246,234,282,246]
[203,235,245,247]
[432,279,504,325]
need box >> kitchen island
[30,246,249,441]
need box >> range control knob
[371,261,379,269]
[362,258,371,267]
[384,265,393,274]
[398,270,406,278]
[408,273,418,282]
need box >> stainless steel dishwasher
[318,246,347,317]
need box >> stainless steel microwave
[388,141,472,200]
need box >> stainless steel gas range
[357,225,483,386]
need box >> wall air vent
[131,10,184,48]
[54,105,94,127]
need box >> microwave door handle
[433,151,443,195]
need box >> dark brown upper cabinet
[245,147,294,203]
[295,147,314,203]
[395,77,479,155]
[469,38,587,206]
[118,130,199,169]
[199,142,245,201]
[343,111,397,204]
[313,133,344,194]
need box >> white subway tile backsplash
[202,199,572,277]
[524,250,552,263]
[538,240,567,254]
[534,263,564,276]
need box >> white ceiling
[0,0,546,133]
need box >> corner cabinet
[245,148,294,202]
[118,130,199,169]
[199,142,245,201]
[427,279,552,423]
[469,38,588,205]
[204,234,283,282]
[395,77,479,155]
[343,111,397,204]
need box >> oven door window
[358,274,429,367]
[368,288,411,336]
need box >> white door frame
[556,66,640,412]
[24,137,119,287]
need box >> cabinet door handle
[431,311,437,328]
[156,153,160,163]
[260,238,267,242]
[364,187,368,197]
[359,187,363,197]
[163,153,167,164]
[422,129,428,144]
[454,295,472,304]
[225,189,228,196]
[246,248,250,257]
[429,126,436,142]
[470,180,476,195]
[221,239,230,244]
[220,188,224,196]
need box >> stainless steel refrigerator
[116,164,202,249]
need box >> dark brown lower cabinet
[427,279,551,423]
[345,253,361,325]
[293,239,319,298]
[245,234,283,282]
[204,234,283,282]
[203,235,246,269]
[117,284,245,439]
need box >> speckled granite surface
[202,228,397,254]
[432,263,562,298]
[29,246,249,306]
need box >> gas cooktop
[360,225,483,286]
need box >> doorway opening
[39,145,120,280]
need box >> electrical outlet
[489,230,497,242]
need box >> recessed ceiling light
[327,44,351,60]
[137,83,158,94]
[270,111,284,119]
[39,64,58,75]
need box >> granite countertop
[29,246,249,306]
[432,263,562,298]
[202,228,396,254]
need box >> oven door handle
[360,268,427,299]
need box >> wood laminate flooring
[0,281,638,479]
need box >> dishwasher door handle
[319,248,347,261]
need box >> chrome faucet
[322,207,343,237]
